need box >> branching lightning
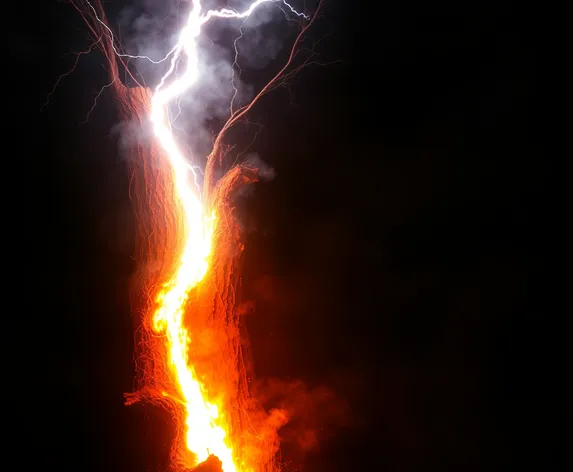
[59,1,326,471]
[101,1,306,471]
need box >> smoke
[232,3,289,71]
[111,119,152,151]
[229,152,275,210]
[110,119,175,174]
[253,379,351,461]
[115,0,294,160]
[116,0,180,82]
[244,152,276,181]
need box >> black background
[8,1,561,471]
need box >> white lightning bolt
[83,1,310,471]
[147,3,308,470]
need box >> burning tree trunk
[68,1,323,471]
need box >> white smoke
[244,152,276,181]
[232,3,288,71]
[116,0,294,163]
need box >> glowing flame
[147,1,306,471]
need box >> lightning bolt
[80,1,309,471]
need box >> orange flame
[66,1,322,470]
[145,2,310,469]
[147,2,298,470]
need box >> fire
[147,2,306,471]
[62,1,321,470]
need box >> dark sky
[8,1,561,471]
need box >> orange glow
[146,2,289,470]
[67,1,322,470]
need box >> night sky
[9,1,560,471]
